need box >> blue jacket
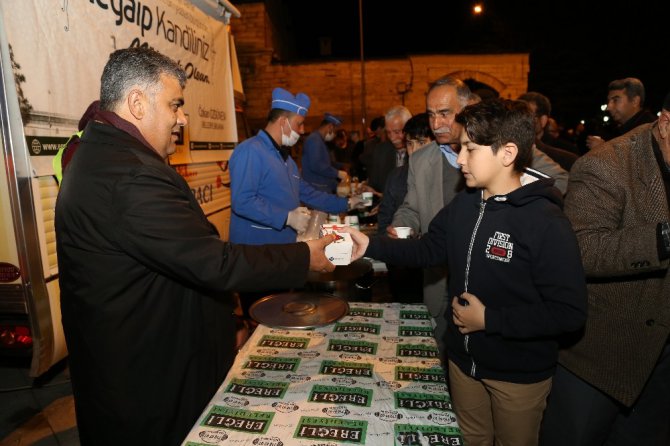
[230,130,347,244]
[301,131,340,192]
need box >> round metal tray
[249,292,349,329]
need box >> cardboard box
[320,225,353,266]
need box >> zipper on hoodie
[463,191,486,377]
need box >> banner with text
[1,0,237,171]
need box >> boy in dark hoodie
[343,99,587,446]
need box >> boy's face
[457,131,506,197]
[405,136,431,155]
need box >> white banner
[1,0,237,163]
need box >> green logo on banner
[295,416,368,444]
[334,322,381,334]
[347,308,383,318]
[399,310,431,320]
[243,355,301,371]
[328,339,378,355]
[309,385,373,407]
[258,335,309,349]
[395,366,446,383]
[320,360,374,378]
[200,406,274,434]
[397,343,439,358]
[398,325,434,337]
[394,424,463,445]
[394,391,453,411]
[225,378,289,399]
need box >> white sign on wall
[1,0,237,162]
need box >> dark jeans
[540,343,670,446]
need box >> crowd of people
[53,45,669,446]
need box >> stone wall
[232,3,529,134]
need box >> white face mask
[281,119,301,146]
[324,131,335,142]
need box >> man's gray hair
[100,47,187,111]
[428,76,472,108]
[385,105,412,124]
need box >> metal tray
[249,292,349,329]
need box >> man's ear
[631,95,641,108]
[539,115,549,130]
[500,142,518,167]
[127,89,145,120]
[659,110,670,139]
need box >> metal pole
[358,0,367,136]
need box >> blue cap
[271,88,310,116]
[324,113,342,126]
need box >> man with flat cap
[302,112,349,193]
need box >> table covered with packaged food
[181,301,463,446]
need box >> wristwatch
[661,222,670,255]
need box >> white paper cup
[344,215,360,230]
[395,226,412,239]
[362,192,373,207]
[328,214,340,223]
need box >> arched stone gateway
[449,70,507,96]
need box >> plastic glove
[347,196,365,210]
[337,170,349,181]
[287,207,311,233]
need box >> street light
[473,3,483,15]
[359,0,367,136]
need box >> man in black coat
[518,91,579,172]
[55,47,337,446]
[586,77,657,151]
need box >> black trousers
[540,343,670,446]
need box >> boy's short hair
[455,99,535,172]
[403,113,432,140]
[370,116,385,131]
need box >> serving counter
[182,302,463,445]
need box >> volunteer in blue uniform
[302,112,348,192]
[230,88,357,245]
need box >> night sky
[237,0,667,129]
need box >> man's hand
[452,292,486,334]
[337,226,369,261]
[287,207,311,233]
[386,226,398,239]
[337,170,349,181]
[586,135,604,150]
[306,235,336,272]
